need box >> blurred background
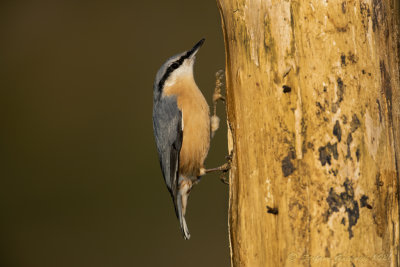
[0,1,228,266]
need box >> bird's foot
[204,153,232,185]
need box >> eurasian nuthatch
[152,39,215,240]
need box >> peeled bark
[217,0,400,266]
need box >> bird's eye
[171,63,179,69]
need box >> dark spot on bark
[333,120,342,142]
[362,69,366,74]
[372,4,378,31]
[380,60,392,124]
[346,133,353,159]
[329,143,338,160]
[319,147,331,166]
[282,67,291,78]
[375,173,384,189]
[337,77,344,102]
[318,142,338,166]
[368,72,371,76]
[398,34,400,68]
[282,151,295,177]
[325,188,341,214]
[360,2,371,17]
[325,247,330,257]
[372,0,385,32]
[323,86,327,92]
[342,115,348,124]
[341,54,346,66]
[356,148,360,161]
[324,178,360,239]
[315,101,326,116]
[256,82,260,87]
[350,114,360,132]
[342,1,347,13]
[283,85,291,93]
[266,206,279,215]
[337,77,343,87]
[341,217,346,225]
[376,99,382,123]
[360,195,373,209]
[360,2,371,32]
[316,101,324,111]
[282,156,294,177]
[307,142,314,150]
[348,52,357,64]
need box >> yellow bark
[217,0,400,266]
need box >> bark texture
[217,0,400,266]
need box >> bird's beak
[187,38,205,59]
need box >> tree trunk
[217,0,400,266]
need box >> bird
[152,38,213,240]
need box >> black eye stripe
[158,52,191,92]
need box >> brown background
[0,1,229,266]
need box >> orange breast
[164,78,210,177]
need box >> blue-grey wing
[152,96,183,201]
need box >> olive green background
[0,1,229,266]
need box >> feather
[152,95,183,209]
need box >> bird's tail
[177,205,191,240]
[175,180,191,240]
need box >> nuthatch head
[153,39,210,239]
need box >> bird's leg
[205,162,230,173]
[211,70,225,138]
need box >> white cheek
[164,75,176,87]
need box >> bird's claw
[219,173,229,185]
[204,153,231,185]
